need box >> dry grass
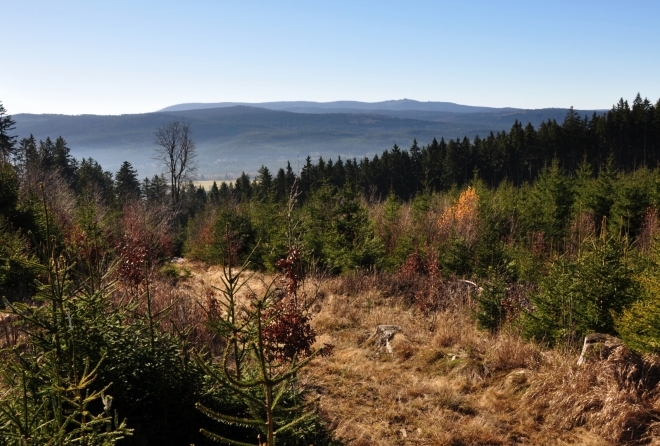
[305,282,517,445]
[304,274,622,445]
[182,264,660,445]
[520,348,660,445]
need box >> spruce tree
[285,161,296,191]
[616,236,660,353]
[15,134,38,177]
[38,137,57,171]
[523,159,574,245]
[523,234,639,346]
[255,165,273,201]
[273,168,287,202]
[115,161,142,204]
[54,136,77,183]
[76,158,115,203]
[235,172,252,202]
[209,180,221,203]
[523,122,539,183]
[143,174,169,203]
[0,101,17,162]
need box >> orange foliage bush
[437,186,479,246]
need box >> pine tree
[523,159,574,245]
[219,181,230,201]
[523,122,539,183]
[76,158,115,203]
[54,136,77,183]
[616,236,660,353]
[0,102,17,162]
[508,120,525,185]
[15,134,38,177]
[255,165,274,202]
[330,156,345,189]
[285,161,296,191]
[209,180,221,203]
[524,234,639,346]
[235,172,252,202]
[38,137,57,171]
[143,173,169,203]
[609,166,654,237]
[115,161,142,204]
[378,190,404,265]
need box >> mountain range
[159,99,519,114]
[13,100,604,180]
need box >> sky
[3,0,660,115]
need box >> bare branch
[153,121,197,206]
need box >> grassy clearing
[177,261,660,445]
[109,254,656,445]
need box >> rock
[367,325,402,354]
[577,333,629,365]
[504,369,530,390]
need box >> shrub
[0,191,131,444]
[0,219,37,301]
[474,273,509,332]
[523,234,640,347]
[437,186,479,247]
[302,185,383,273]
[196,248,336,446]
[616,236,660,353]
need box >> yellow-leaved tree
[437,186,480,248]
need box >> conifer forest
[3,94,660,445]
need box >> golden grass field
[170,260,660,446]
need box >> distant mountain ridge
[14,103,604,181]
[159,99,525,114]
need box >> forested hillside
[2,94,660,445]
[282,94,660,199]
[13,102,604,180]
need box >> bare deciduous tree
[153,121,197,205]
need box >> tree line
[6,93,660,214]
[211,94,660,205]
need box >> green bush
[522,235,640,347]
[616,238,660,353]
[609,167,656,237]
[302,185,383,273]
[0,220,37,301]
[616,296,660,353]
[519,160,574,247]
[0,247,131,444]
[439,237,472,276]
[474,273,509,332]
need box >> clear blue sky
[3,0,659,115]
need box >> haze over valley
[13,100,602,180]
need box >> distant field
[193,180,230,190]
